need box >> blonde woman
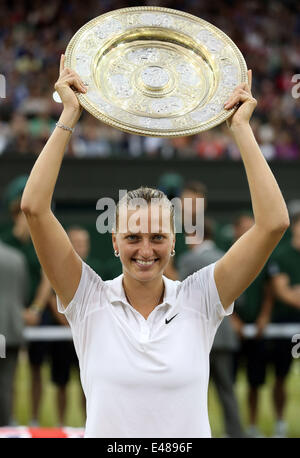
[21,55,289,437]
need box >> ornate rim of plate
[65,6,248,137]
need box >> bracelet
[56,122,74,133]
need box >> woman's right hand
[54,54,87,118]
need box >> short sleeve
[181,262,234,326]
[56,260,105,332]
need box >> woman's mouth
[132,258,158,268]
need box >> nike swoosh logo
[165,313,179,324]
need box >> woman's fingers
[224,91,256,110]
[236,82,251,94]
[58,72,87,93]
[248,69,252,90]
[224,85,253,108]
[59,54,65,75]
[64,69,86,91]
[59,56,87,91]
[224,74,253,108]
[224,89,248,108]
[66,76,86,93]
[56,74,87,93]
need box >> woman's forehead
[118,205,173,234]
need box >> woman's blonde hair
[114,186,175,233]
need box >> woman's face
[112,204,175,283]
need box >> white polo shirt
[57,260,233,438]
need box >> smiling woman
[112,187,176,318]
[20,56,289,438]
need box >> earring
[114,250,120,257]
[171,249,176,257]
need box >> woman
[21,55,289,437]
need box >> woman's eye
[153,234,163,240]
[127,235,138,241]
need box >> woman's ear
[112,230,117,252]
[172,234,176,251]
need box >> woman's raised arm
[21,55,87,308]
[214,70,290,309]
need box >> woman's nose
[139,239,153,258]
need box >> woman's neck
[122,273,165,319]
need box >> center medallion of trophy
[140,66,170,91]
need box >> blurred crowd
[0,0,299,160]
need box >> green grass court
[14,351,300,437]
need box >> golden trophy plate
[65,6,247,137]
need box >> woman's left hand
[225,69,257,129]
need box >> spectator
[195,131,226,159]
[72,117,112,157]
[162,178,205,280]
[231,214,274,438]
[177,219,246,438]
[2,113,34,155]
[42,290,84,427]
[1,176,52,426]
[38,225,108,426]
[257,123,276,161]
[18,80,50,118]
[0,239,28,426]
[275,132,299,160]
[267,213,300,437]
[67,225,106,277]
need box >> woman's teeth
[135,259,156,265]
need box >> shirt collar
[107,274,178,310]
